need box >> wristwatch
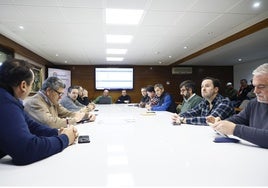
[180,117,185,124]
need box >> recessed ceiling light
[159,61,162,64]
[19,26,24,30]
[64,60,68,63]
[106,8,144,25]
[168,55,172,58]
[56,54,59,56]
[106,35,133,44]
[106,57,124,61]
[184,46,188,49]
[253,2,260,8]
[238,58,242,62]
[106,49,128,55]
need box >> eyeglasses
[53,89,64,97]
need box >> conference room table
[1,104,268,186]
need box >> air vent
[172,67,192,74]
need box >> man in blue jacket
[147,83,176,113]
[0,59,78,165]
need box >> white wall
[233,58,268,90]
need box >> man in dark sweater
[210,63,268,148]
[115,89,131,104]
[0,59,78,165]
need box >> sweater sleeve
[93,96,101,103]
[25,113,58,136]
[0,102,69,165]
[60,96,83,112]
[228,100,268,148]
[234,125,268,148]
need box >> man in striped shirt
[172,77,234,125]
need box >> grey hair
[154,83,164,89]
[252,63,268,76]
[41,76,66,91]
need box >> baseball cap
[226,82,232,86]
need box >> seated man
[208,63,268,148]
[24,77,95,129]
[234,79,253,107]
[139,87,149,108]
[147,84,176,113]
[177,80,202,113]
[145,85,159,109]
[172,77,234,125]
[0,59,77,165]
[77,86,91,105]
[224,82,238,102]
[93,89,112,104]
[116,89,131,104]
[60,86,87,112]
[60,86,95,112]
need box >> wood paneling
[52,65,233,104]
[0,34,53,66]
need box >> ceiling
[0,0,268,66]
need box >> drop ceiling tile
[177,12,221,27]
[106,0,148,9]
[142,11,183,26]
[60,7,103,23]
[189,0,241,13]
[149,0,196,11]
[228,0,268,14]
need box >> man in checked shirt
[172,77,234,125]
[145,85,159,110]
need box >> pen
[66,117,70,128]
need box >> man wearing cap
[224,82,238,102]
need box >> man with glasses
[209,63,268,148]
[177,80,202,113]
[24,77,95,129]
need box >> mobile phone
[213,136,239,143]
[78,135,90,143]
[77,118,90,124]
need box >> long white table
[1,104,268,186]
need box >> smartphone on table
[78,135,90,143]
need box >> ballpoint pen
[66,117,70,128]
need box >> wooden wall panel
[0,34,53,66]
[52,65,233,104]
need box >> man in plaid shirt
[172,77,234,125]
